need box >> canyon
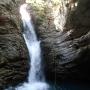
[0,0,90,89]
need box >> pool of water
[49,82,90,90]
[6,81,90,90]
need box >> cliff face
[0,0,29,88]
[31,0,90,82]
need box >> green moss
[31,4,47,25]
[27,0,64,25]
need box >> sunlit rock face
[0,0,29,89]
[29,0,90,82]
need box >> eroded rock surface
[0,0,29,88]
[30,0,90,82]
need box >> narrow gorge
[0,0,90,90]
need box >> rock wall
[0,0,29,89]
[30,0,90,82]
[0,0,90,88]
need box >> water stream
[15,3,49,90]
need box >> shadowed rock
[31,0,90,82]
[0,0,29,89]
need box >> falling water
[11,3,49,90]
[20,4,44,83]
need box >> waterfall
[20,4,44,83]
[6,3,49,90]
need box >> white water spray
[14,3,49,90]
